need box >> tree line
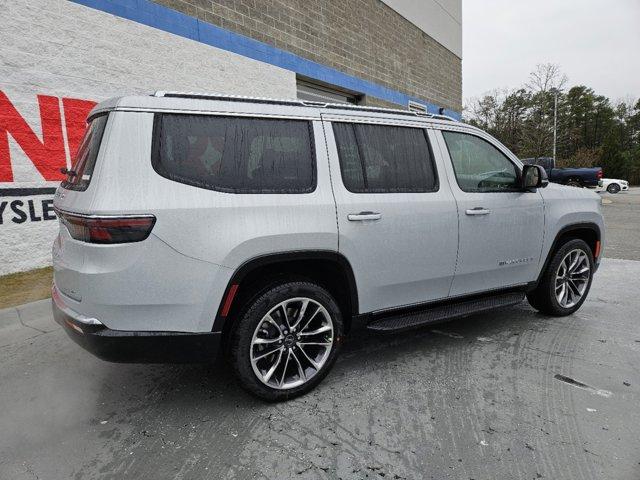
[464,64,640,184]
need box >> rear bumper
[52,286,220,363]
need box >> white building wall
[0,0,296,276]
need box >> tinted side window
[61,114,108,191]
[442,131,519,192]
[332,122,438,193]
[153,114,316,193]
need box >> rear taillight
[597,170,603,179]
[56,210,156,244]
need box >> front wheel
[606,183,621,194]
[229,281,343,401]
[527,239,595,316]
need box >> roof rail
[323,103,458,121]
[151,91,458,122]
[153,91,311,107]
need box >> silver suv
[52,92,604,400]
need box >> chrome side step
[366,291,525,333]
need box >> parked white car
[597,178,629,194]
[52,92,605,400]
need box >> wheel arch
[535,222,602,286]
[213,250,359,336]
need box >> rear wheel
[229,280,343,401]
[527,239,594,316]
[566,178,582,188]
[606,183,621,194]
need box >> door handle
[348,211,382,221]
[465,207,491,216]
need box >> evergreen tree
[464,65,639,184]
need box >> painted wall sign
[0,91,96,183]
[0,90,96,276]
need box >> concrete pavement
[598,187,640,261]
[1,257,639,480]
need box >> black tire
[228,280,343,401]
[606,183,620,194]
[527,238,594,316]
[566,178,582,188]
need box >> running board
[366,291,525,333]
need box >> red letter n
[0,91,66,182]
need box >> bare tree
[463,88,511,128]
[526,63,568,93]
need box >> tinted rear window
[332,122,438,193]
[61,114,108,191]
[152,114,316,194]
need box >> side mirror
[522,164,549,190]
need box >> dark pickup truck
[521,157,603,188]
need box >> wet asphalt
[1,190,639,480]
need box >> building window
[297,79,361,105]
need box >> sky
[462,0,640,104]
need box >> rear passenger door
[322,116,458,313]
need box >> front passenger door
[438,130,545,297]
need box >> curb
[0,307,21,329]
[0,298,56,333]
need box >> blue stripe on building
[71,0,461,119]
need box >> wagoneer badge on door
[498,257,535,266]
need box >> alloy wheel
[249,297,334,390]
[555,249,591,308]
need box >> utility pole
[552,89,558,163]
